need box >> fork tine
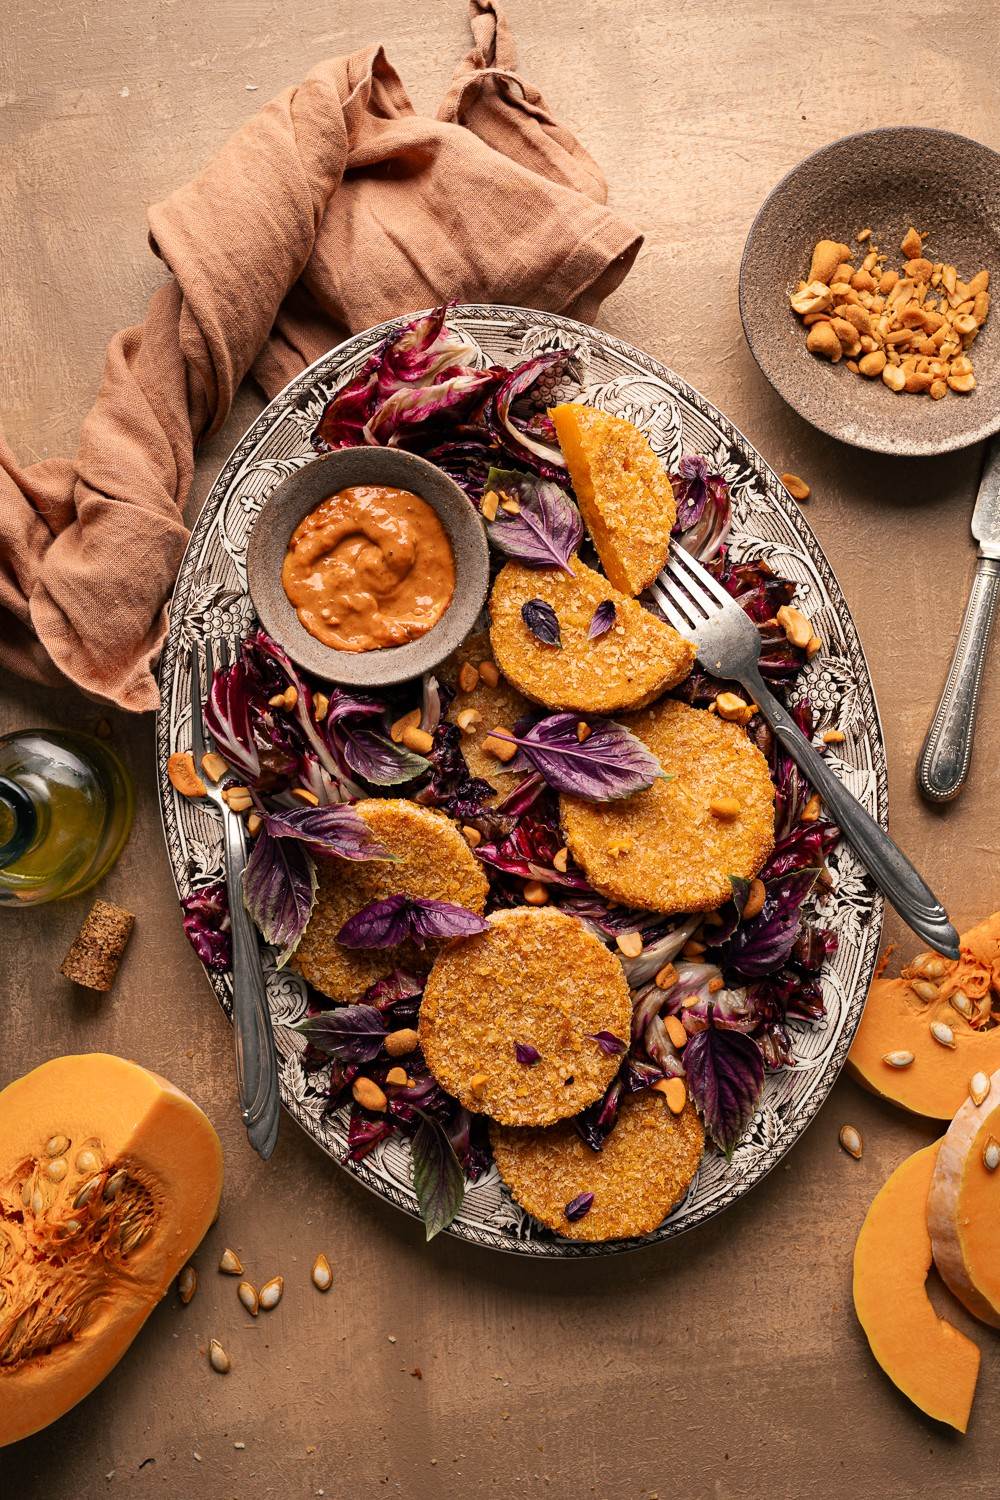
[649,576,701,633]
[667,543,734,611]
[189,646,206,766]
[216,637,231,671]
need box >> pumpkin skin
[848,912,1000,1119]
[928,1072,1000,1329]
[0,1054,223,1447]
[853,1143,980,1433]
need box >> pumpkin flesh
[928,1075,1000,1329]
[0,1054,223,1447]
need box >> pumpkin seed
[259,1276,283,1311]
[311,1254,333,1292]
[119,1221,149,1255]
[177,1265,198,1305]
[983,1137,1000,1173]
[219,1247,243,1276]
[949,990,975,1019]
[61,1219,82,1237]
[882,1050,915,1068]
[45,1157,68,1183]
[970,1072,992,1107]
[75,1149,99,1174]
[838,1124,863,1160]
[238,1281,259,1317]
[30,1189,44,1216]
[208,1339,231,1374]
[45,1135,70,1157]
[20,1181,32,1208]
[103,1169,127,1203]
[910,979,940,1002]
[73,1176,101,1210]
[930,1020,957,1049]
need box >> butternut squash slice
[550,403,675,596]
[0,1054,223,1447]
[928,1071,1000,1328]
[848,912,1000,1119]
[853,1143,980,1433]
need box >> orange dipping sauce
[281,485,456,653]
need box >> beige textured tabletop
[3,2,1000,1496]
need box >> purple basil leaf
[574,1078,623,1152]
[337,894,488,950]
[587,1031,627,1058]
[521,598,561,648]
[494,713,665,802]
[262,805,394,862]
[717,869,820,979]
[410,1108,466,1241]
[242,826,317,966]
[362,969,425,1010]
[293,1004,387,1063]
[339,728,430,786]
[515,1042,542,1066]
[588,600,616,639]
[564,1191,594,1223]
[670,456,732,561]
[484,468,583,575]
[181,880,231,971]
[684,1007,765,1158]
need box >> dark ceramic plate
[245,446,489,686]
[740,126,1000,456]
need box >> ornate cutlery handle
[745,669,960,960]
[222,810,280,1159]
[917,555,1000,804]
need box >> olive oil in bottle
[0,730,134,906]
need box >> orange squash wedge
[853,1142,980,1432]
[0,1054,223,1447]
[928,1070,1000,1329]
[550,403,675,596]
[848,912,1000,1119]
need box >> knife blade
[918,433,1000,802]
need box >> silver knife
[918,434,1000,802]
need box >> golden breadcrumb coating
[488,558,694,715]
[291,799,488,1001]
[440,631,533,794]
[419,907,631,1126]
[560,699,774,912]
[490,1089,705,1241]
[550,403,675,595]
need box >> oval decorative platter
[156,305,886,1257]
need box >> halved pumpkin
[928,1071,1000,1328]
[848,912,1000,1119]
[0,1054,223,1447]
[853,1142,979,1433]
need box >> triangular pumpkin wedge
[928,1076,1000,1328]
[550,403,675,595]
[488,556,694,715]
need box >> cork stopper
[59,899,135,992]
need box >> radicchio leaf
[574,1078,622,1152]
[564,1192,594,1222]
[521,598,561,648]
[483,468,583,575]
[493,714,665,801]
[346,1109,394,1160]
[683,1007,765,1158]
[365,369,501,445]
[410,1108,466,1241]
[262,804,394,862]
[715,868,820,979]
[181,881,231,971]
[337,895,488,950]
[293,1004,387,1063]
[474,813,590,889]
[515,1043,541,1066]
[588,600,616,639]
[242,827,317,965]
[670,456,732,560]
[488,353,570,474]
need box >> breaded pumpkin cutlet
[550,403,675,596]
[488,558,694,715]
[440,632,532,794]
[560,698,775,913]
[419,907,631,1127]
[490,1089,705,1241]
[291,799,488,1001]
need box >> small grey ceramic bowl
[740,126,1000,456]
[246,447,489,686]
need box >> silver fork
[650,544,960,959]
[191,639,281,1159]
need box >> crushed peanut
[616,931,644,959]
[389,709,421,744]
[461,825,482,848]
[482,727,518,763]
[522,880,550,906]
[655,962,678,990]
[457,661,480,694]
[790,227,989,398]
[780,472,811,502]
[477,660,500,688]
[400,725,434,754]
[290,787,319,806]
[481,491,499,522]
[664,1015,687,1050]
[709,796,741,820]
